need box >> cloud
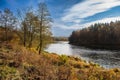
[52,22,83,30]
[84,16,120,27]
[61,0,120,23]
[53,17,120,30]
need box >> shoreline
[1,44,120,79]
[46,41,120,69]
[48,51,120,69]
[69,43,120,51]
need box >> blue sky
[0,0,120,37]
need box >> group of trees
[53,37,68,41]
[0,9,17,42]
[0,2,52,54]
[69,21,120,49]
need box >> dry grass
[0,44,120,80]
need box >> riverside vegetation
[69,21,120,50]
[0,26,120,80]
[0,42,120,80]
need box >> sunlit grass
[0,43,120,80]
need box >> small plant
[89,61,100,67]
[0,66,21,80]
[59,55,68,65]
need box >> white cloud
[53,17,120,30]
[84,17,120,27]
[52,0,120,31]
[52,23,81,30]
[61,0,120,23]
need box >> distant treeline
[53,37,68,41]
[69,21,120,50]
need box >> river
[45,41,120,69]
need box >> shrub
[59,55,68,65]
[0,66,21,80]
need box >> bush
[59,55,68,65]
[0,66,21,80]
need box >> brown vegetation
[0,2,53,54]
[69,21,120,50]
[0,43,120,80]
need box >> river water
[45,41,120,69]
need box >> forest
[69,21,120,50]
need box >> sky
[0,0,120,37]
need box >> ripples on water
[45,41,120,69]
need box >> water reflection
[45,41,120,69]
[45,41,73,55]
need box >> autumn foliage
[69,21,120,50]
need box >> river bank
[45,41,120,69]
[0,44,120,80]
[70,42,120,51]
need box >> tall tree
[17,9,39,47]
[0,8,16,42]
[16,9,28,47]
[37,2,52,54]
[24,12,39,48]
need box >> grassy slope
[0,43,120,80]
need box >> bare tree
[0,8,17,42]
[37,2,52,54]
[24,12,39,48]
[16,9,28,47]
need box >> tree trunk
[23,26,26,47]
[38,22,43,54]
[28,32,34,48]
[5,24,8,43]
